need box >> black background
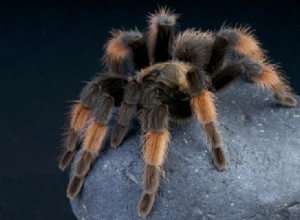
[0,1,299,219]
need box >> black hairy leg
[148,7,178,64]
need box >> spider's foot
[76,151,94,177]
[212,147,227,171]
[276,94,298,107]
[138,192,156,218]
[110,124,127,148]
[67,176,84,199]
[144,165,159,194]
[59,151,75,171]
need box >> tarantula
[59,7,297,218]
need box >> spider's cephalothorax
[59,7,297,218]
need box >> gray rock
[70,80,300,220]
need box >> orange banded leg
[219,27,297,107]
[59,76,102,171]
[191,90,227,171]
[67,94,114,199]
[139,130,170,218]
[138,87,170,218]
[252,63,297,107]
[59,102,91,171]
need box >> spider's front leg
[138,85,170,218]
[187,68,227,171]
[59,77,101,171]
[67,80,124,198]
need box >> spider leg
[67,87,118,199]
[59,76,101,171]
[217,27,297,107]
[206,34,230,74]
[211,60,244,91]
[173,29,214,70]
[148,7,178,64]
[218,26,264,61]
[138,84,170,218]
[251,62,297,107]
[110,29,149,147]
[104,29,149,76]
[63,28,150,198]
[187,68,227,170]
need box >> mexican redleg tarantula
[59,7,297,218]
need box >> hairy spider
[59,7,297,218]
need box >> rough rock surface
[70,80,300,220]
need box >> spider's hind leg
[251,62,297,107]
[218,27,297,107]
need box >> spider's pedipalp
[148,7,178,64]
[173,29,214,69]
[111,80,141,148]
